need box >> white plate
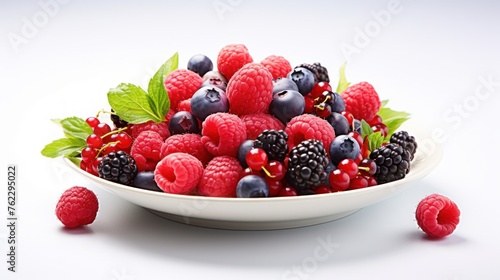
[65,120,441,230]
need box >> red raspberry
[240,113,284,140]
[130,131,163,172]
[341,82,382,121]
[201,112,247,157]
[160,133,212,166]
[198,156,243,197]
[55,186,98,228]
[217,43,253,80]
[226,63,273,115]
[416,194,461,238]
[285,114,336,153]
[177,98,192,113]
[154,152,204,194]
[130,120,170,140]
[164,69,203,111]
[260,55,292,80]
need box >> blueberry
[132,171,163,192]
[236,175,269,198]
[329,135,361,165]
[272,77,299,95]
[202,71,228,91]
[187,54,213,77]
[190,86,229,121]
[326,112,350,136]
[327,91,346,113]
[287,67,316,95]
[269,90,305,124]
[352,119,362,134]
[168,111,200,135]
[237,140,255,168]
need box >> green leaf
[377,105,411,140]
[360,120,373,139]
[336,63,351,94]
[380,99,389,107]
[41,138,86,158]
[108,83,162,124]
[53,117,93,141]
[146,53,178,122]
[367,132,385,152]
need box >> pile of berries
[76,43,419,198]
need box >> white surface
[1,0,499,279]
[63,120,441,230]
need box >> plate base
[146,208,360,230]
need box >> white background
[1,0,500,279]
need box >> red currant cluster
[243,147,297,196]
[80,116,133,176]
[329,158,377,191]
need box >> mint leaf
[377,102,411,140]
[108,83,163,124]
[53,117,92,141]
[146,53,178,122]
[360,120,373,139]
[41,137,86,158]
[367,132,385,151]
[336,63,351,94]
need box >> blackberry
[390,131,417,160]
[98,151,138,185]
[297,62,330,83]
[286,139,330,194]
[369,143,411,184]
[253,130,289,162]
[110,109,128,129]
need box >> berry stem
[100,126,128,139]
[261,166,275,178]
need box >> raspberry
[342,82,381,121]
[217,43,253,80]
[176,98,192,113]
[260,55,292,80]
[154,152,204,194]
[160,133,212,166]
[284,114,336,153]
[226,63,273,115]
[130,120,170,141]
[130,131,164,172]
[164,69,203,111]
[201,112,247,157]
[55,186,99,228]
[240,113,284,140]
[198,156,243,197]
[416,194,460,238]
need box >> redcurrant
[246,148,268,171]
[328,169,350,192]
[85,117,100,129]
[86,134,103,149]
[337,159,358,179]
[264,160,285,181]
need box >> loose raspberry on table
[240,113,284,140]
[130,131,164,172]
[154,152,204,194]
[198,156,243,197]
[55,186,99,228]
[284,114,336,153]
[226,63,274,115]
[160,133,212,166]
[217,43,253,80]
[201,112,247,157]
[341,82,381,121]
[164,69,203,111]
[130,120,170,141]
[260,55,292,80]
[415,194,461,238]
